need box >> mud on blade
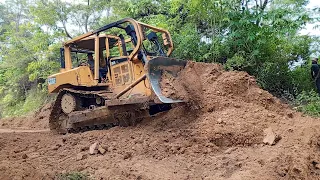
[146,57,187,103]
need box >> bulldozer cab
[48,18,174,97]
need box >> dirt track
[1,62,320,180]
[0,129,49,133]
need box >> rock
[217,118,223,124]
[51,144,61,151]
[287,112,294,118]
[22,154,28,159]
[28,152,40,159]
[207,107,214,112]
[98,146,106,155]
[80,146,89,152]
[123,152,132,160]
[287,128,293,133]
[224,147,236,154]
[315,163,320,169]
[267,113,275,118]
[263,127,280,145]
[76,153,87,161]
[89,142,99,155]
[14,147,27,153]
[71,141,78,146]
[234,104,241,108]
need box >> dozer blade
[146,57,187,103]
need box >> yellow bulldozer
[48,18,186,133]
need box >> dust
[0,61,320,179]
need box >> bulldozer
[48,18,186,133]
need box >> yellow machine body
[48,18,173,98]
[47,18,183,133]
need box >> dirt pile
[0,103,50,129]
[0,61,320,179]
[158,61,320,179]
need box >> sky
[299,0,320,36]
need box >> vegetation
[0,0,319,117]
[295,91,320,116]
[55,172,89,180]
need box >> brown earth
[1,61,320,180]
[0,103,50,129]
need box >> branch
[254,0,259,15]
[57,12,72,39]
[85,0,89,32]
[255,0,269,25]
[84,16,89,32]
[261,0,268,11]
[62,20,72,39]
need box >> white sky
[0,0,319,35]
[299,0,320,36]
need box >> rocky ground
[0,62,320,180]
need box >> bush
[0,87,47,117]
[295,90,320,117]
[290,63,315,94]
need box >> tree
[30,0,111,38]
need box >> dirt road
[1,62,320,180]
[0,128,49,133]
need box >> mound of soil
[157,61,320,179]
[0,103,50,129]
[0,61,320,180]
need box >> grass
[294,90,320,117]
[55,172,89,180]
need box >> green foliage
[0,87,47,117]
[56,172,89,180]
[224,52,246,70]
[27,60,60,82]
[0,0,61,117]
[291,63,315,93]
[30,0,111,38]
[295,91,320,117]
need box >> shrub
[295,90,320,117]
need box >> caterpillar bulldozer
[48,18,186,134]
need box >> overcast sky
[0,0,319,35]
[300,0,320,36]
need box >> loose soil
[0,103,50,129]
[1,61,320,180]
